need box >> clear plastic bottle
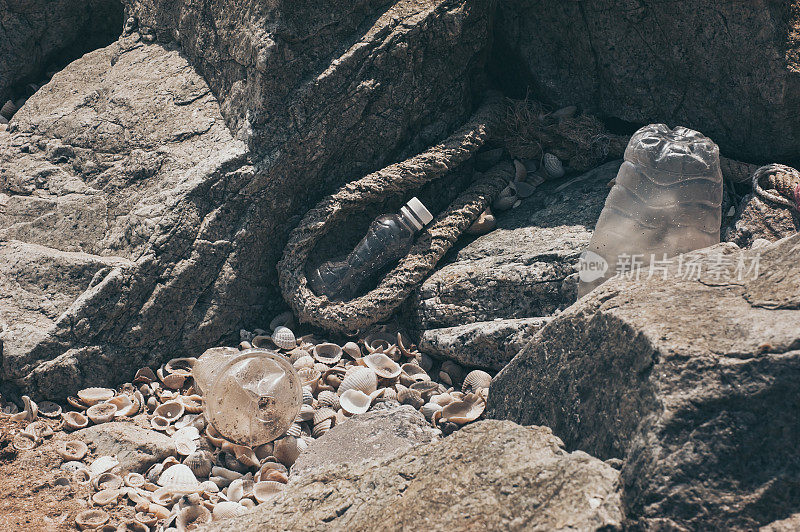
[193,348,302,447]
[309,197,434,300]
[578,124,722,297]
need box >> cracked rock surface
[488,233,800,530]
[204,420,624,532]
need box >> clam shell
[462,370,492,394]
[286,422,303,438]
[400,363,430,383]
[212,501,248,521]
[410,380,439,401]
[259,468,288,484]
[292,355,315,370]
[161,372,186,390]
[312,343,343,365]
[397,387,424,409]
[124,472,146,489]
[91,455,119,475]
[158,464,199,492]
[338,367,377,395]
[12,433,36,451]
[72,468,91,485]
[133,367,157,384]
[301,386,314,406]
[296,403,315,422]
[342,341,362,359]
[154,400,184,422]
[317,390,340,410]
[176,504,211,529]
[93,472,123,491]
[421,402,443,421]
[440,394,486,424]
[288,348,311,364]
[58,440,88,461]
[296,367,321,387]
[543,153,565,178]
[175,438,197,456]
[252,335,279,349]
[38,401,62,418]
[312,418,332,438]
[313,407,337,426]
[199,480,219,494]
[271,326,296,350]
[63,411,89,431]
[226,478,245,502]
[364,352,402,379]
[75,509,109,530]
[92,489,120,506]
[430,393,455,407]
[273,436,300,467]
[183,451,212,478]
[151,415,170,431]
[253,480,284,502]
[78,387,114,406]
[87,402,117,424]
[117,519,149,531]
[106,395,138,417]
[340,389,371,415]
[164,357,196,377]
[178,393,203,414]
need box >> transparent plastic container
[309,197,433,300]
[578,124,722,297]
[193,348,302,447]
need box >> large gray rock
[75,421,175,473]
[488,234,800,529]
[409,160,620,330]
[291,403,439,477]
[495,1,800,161]
[205,420,624,531]
[0,0,123,105]
[0,0,494,398]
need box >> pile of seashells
[0,314,492,531]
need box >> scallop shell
[78,387,114,406]
[397,387,424,409]
[543,153,565,179]
[63,411,89,431]
[462,370,492,394]
[91,455,120,475]
[38,400,62,418]
[124,472,146,489]
[270,311,295,332]
[176,504,211,529]
[273,436,301,467]
[93,472,123,491]
[340,389,371,415]
[212,501,248,521]
[158,464,199,492]
[440,394,486,424]
[292,355,315,370]
[363,353,402,379]
[12,433,36,451]
[342,341,362,359]
[179,394,203,414]
[183,451,212,478]
[92,489,120,506]
[154,400,184,422]
[317,390,340,410]
[271,326,296,350]
[338,367,377,395]
[75,509,109,530]
[253,480,285,502]
[87,402,117,424]
[312,343,343,365]
[421,402,443,421]
[58,440,88,461]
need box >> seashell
[148,503,170,519]
[317,390,340,410]
[226,478,245,502]
[75,509,109,530]
[270,311,295,332]
[211,466,242,481]
[252,335,279,350]
[151,415,171,431]
[151,487,176,506]
[254,442,274,461]
[493,184,518,211]
[440,394,486,424]
[154,400,184,422]
[253,480,284,503]
[72,467,91,485]
[287,348,311,365]
[312,343,343,365]
[165,357,196,377]
[161,373,186,390]
[173,425,201,442]
[125,472,146,489]
[183,451,212,478]
[421,402,443,421]
[339,389,371,415]
[134,367,157,384]
[63,411,89,431]
[342,341,362,359]
[91,455,120,475]
[296,403,315,422]
[271,326,296,350]
[106,395,136,417]
[175,438,197,456]
[58,440,88,461]
[0,100,16,119]
[363,331,396,353]
[61,460,86,473]
[176,504,211,530]
[338,367,377,395]
[38,400,62,418]
[87,402,117,424]
[93,472,123,491]
[400,363,430,383]
[462,369,492,394]
[397,387,424,410]
[312,418,332,438]
[158,464,199,492]
[466,207,496,235]
[135,511,157,528]
[212,501,248,521]
[430,393,455,407]
[543,153,565,179]
[410,380,439,401]
[239,340,253,350]
[11,395,37,422]
[222,442,259,468]
[78,387,114,406]
[301,386,314,406]
[296,367,321,387]
[363,352,402,380]
[273,436,300,467]
[116,519,149,531]
[92,489,120,506]
[12,433,36,451]
[380,387,398,403]
[439,360,464,386]
[286,422,303,438]
[260,468,289,484]
[312,407,337,426]
[198,480,219,494]
[292,355,315,370]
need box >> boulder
[205,420,624,531]
[409,160,620,329]
[291,403,439,477]
[0,0,123,105]
[74,422,175,473]
[495,1,800,161]
[0,0,494,398]
[418,317,550,371]
[724,193,800,248]
[488,234,800,529]
[761,514,800,532]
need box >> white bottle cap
[402,197,433,231]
